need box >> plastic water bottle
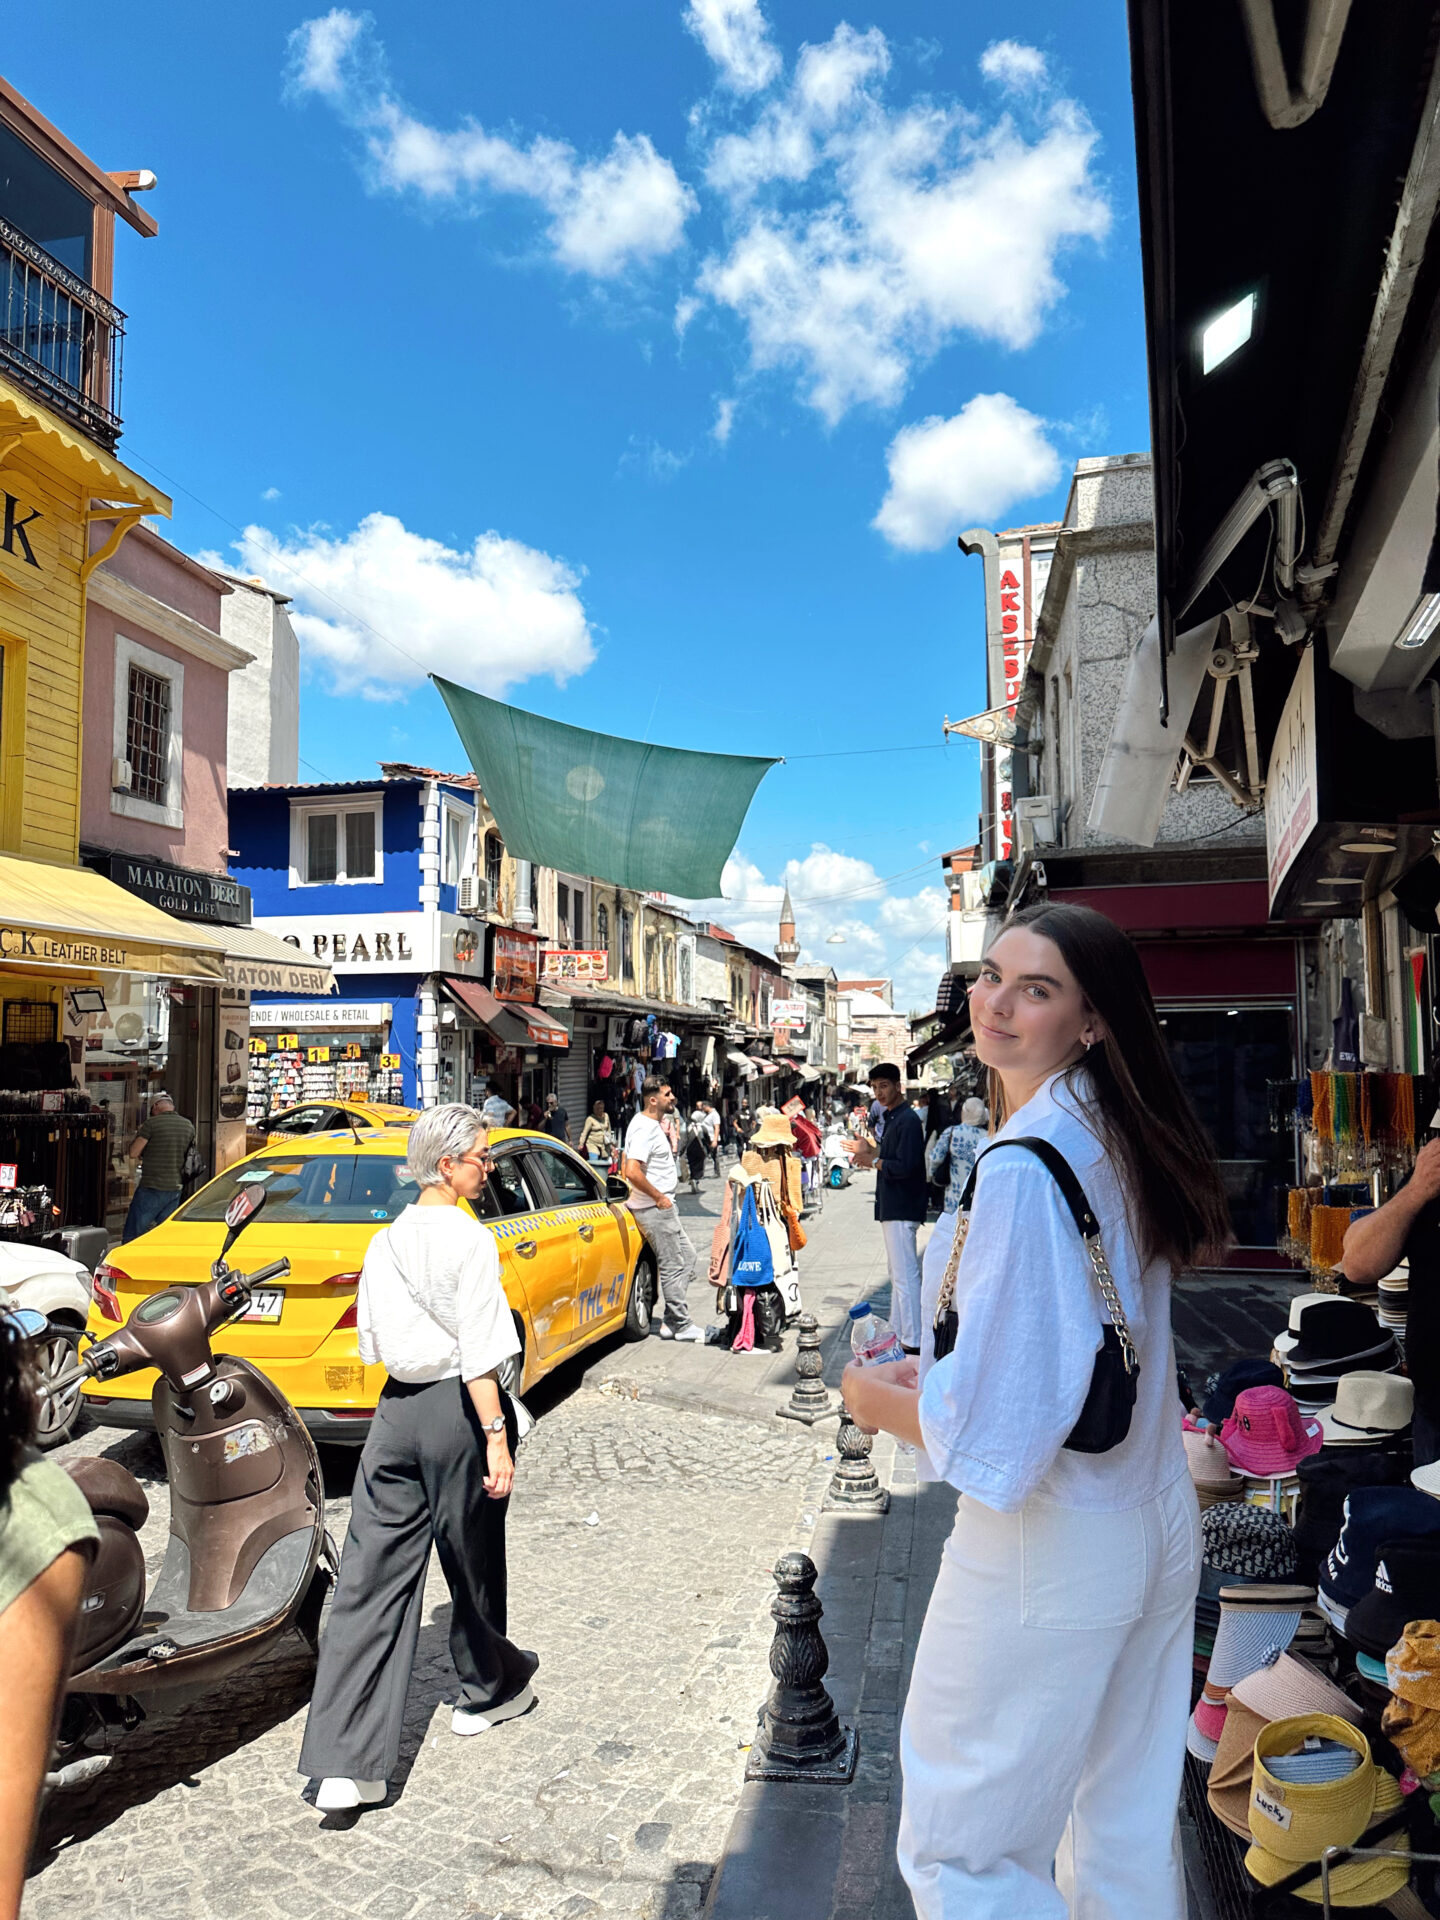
[847,1303,914,1453]
[848,1302,906,1366]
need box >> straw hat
[1220,1386,1323,1476]
[1184,1427,1239,1489]
[1231,1652,1361,1725]
[1246,1715,1374,1864]
[1207,1700,1271,1836]
[1245,1748,1408,1905]
[750,1111,796,1149]
[1317,1371,1414,1446]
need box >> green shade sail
[434,677,779,897]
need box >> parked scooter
[38,1181,334,1789]
[0,1238,96,1447]
[822,1126,853,1190]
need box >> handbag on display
[730,1184,775,1288]
[937,1137,1140,1455]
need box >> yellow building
[0,79,228,1230]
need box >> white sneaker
[663,1323,704,1344]
[314,1777,386,1811]
[452,1680,537,1736]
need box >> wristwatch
[482,1415,506,1435]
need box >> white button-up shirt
[357,1204,520,1385]
[917,1071,1187,1514]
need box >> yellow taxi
[83,1126,656,1442]
[248,1098,418,1152]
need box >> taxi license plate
[242,1289,284,1323]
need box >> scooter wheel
[829,1167,845,1188]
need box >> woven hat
[750,1111,796,1148]
[1245,1742,1408,1905]
[1246,1715,1373,1863]
[1203,1504,1300,1581]
[1274,1292,1333,1359]
[1207,1699,1271,1836]
[1317,1372,1414,1446]
[1347,1538,1440,1659]
[1221,1386,1323,1476]
[1232,1651,1361,1725]
[1202,1357,1284,1427]
[1321,1486,1440,1614]
[1285,1299,1387,1371]
[1385,1620,1440,1707]
[1185,1427,1239,1489]
[1191,1586,1311,1744]
[1413,1461,1440,1501]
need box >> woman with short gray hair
[299,1103,538,1813]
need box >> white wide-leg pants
[898,1474,1201,1920]
[880,1217,923,1348]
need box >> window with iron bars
[126,665,171,805]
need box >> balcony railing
[0,214,124,449]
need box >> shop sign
[770,999,808,1027]
[0,1163,16,1188]
[772,1023,809,1053]
[224,954,333,996]
[492,926,541,1003]
[251,1001,393,1031]
[540,949,610,983]
[1265,649,1319,905]
[782,1097,806,1119]
[453,927,479,966]
[105,852,250,926]
[379,1052,401,1069]
[0,483,56,596]
[254,913,424,972]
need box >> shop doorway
[1157,1002,1297,1250]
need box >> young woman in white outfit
[844,903,1229,1920]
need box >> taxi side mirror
[605,1174,630,1202]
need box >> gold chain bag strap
[935,1136,1140,1455]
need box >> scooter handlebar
[241,1258,291,1288]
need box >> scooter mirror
[220,1181,269,1259]
[1,1304,47,1340]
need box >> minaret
[775,885,801,966]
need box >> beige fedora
[1316,1370,1413,1446]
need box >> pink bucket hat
[1220,1385,1323,1476]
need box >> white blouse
[916,1070,1187,1514]
[358,1204,520,1385]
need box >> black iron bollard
[821,1397,890,1512]
[745,1552,858,1783]
[775,1312,834,1425]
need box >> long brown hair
[993,903,1231,1269]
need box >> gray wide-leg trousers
[298,1376,538,1784]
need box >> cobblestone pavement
[25,1175,878,1920]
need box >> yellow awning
[0,374,169,514]
[0,855,225,981]
[157,915,337,997]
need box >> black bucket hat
[1347,1537,1440,1658]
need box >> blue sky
[17,0,1148,1008]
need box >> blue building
[228,768,566,1111]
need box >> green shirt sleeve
[0,1452,98,1617]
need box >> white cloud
[685,0,782,95]
[712,396,737,443]
[980,40,1049,94]
[287,12,694,277]
[878,886,948,937]
[872,393,1062,551]
[261,485,282,502]
[892,946,945,1014]
[620,435,690,482]
[695,28,1109,421]
[218,511,595,701]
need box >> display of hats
[1244,1716,1410,1905]
[1414,1461,1440,1501]
[1347,1538,1440,1660]
[1274,1291,1332,1360]
[1221,1386,1323,1476]
[1184,1428,1244,1507]
[1377,1265,1409,1334]
[1319,1486,1440,1626]
[1201,1357,1285,1428]
[1284,1299,1390,1372]
[1203,1504,1301,1581]
[1317,1371,1414,1447]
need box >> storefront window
[1158,1004,1297,1248]
[485,832,504,899]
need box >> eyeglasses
[456,1150,494,1172]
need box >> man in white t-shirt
[698,1099,721,1176]
[622,1076,703,1342]
[480,1079,516,1129]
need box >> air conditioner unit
[111,757,133,793]
[456,874,489,916]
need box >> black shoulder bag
[931,1136,1140,1455]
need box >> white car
[0,1240,94,1446]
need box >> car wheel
[624,1254,656,1342]
[33,1322,84,1449]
